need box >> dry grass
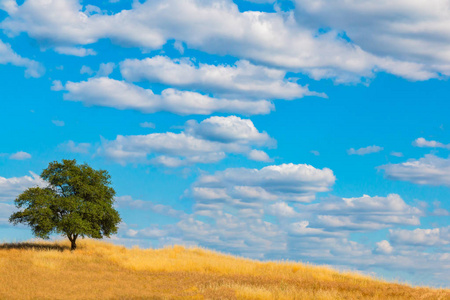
[0,239,448,299]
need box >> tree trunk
[68,234,78,251]
[71,238,77,251]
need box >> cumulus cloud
[185,116,274,145]
[97,116,274,166]
[58,140,91,154]
[191,163,335,207]
[413,137,450,149]
[50,80,64,91]
[247,149,272,162]
[62,77,273,115]
[0,39,44,77]
[9,151,31,160]
[390,227,450,247]
[1,0,438,82]
[0,172,46,201]
[379,154,450,186]
[374,240,393,255]
[120,56,325,99]
[80,65,94,75]
[296,194,423,231]
[294,0,450,79]
[347,145,383,155]
[95,62,116,77]
[268,201,297,217]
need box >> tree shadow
[0,242,70,252]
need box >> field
[0,239,448,299]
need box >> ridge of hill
[0,239,448,299]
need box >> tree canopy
[9,159,121,250]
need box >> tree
[9,159,121,250]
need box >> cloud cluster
[379,154,450,186]
[120,56,324,99]
[113,164,442,284]
[0,172,46,201]
[113,188,448,286]
[413,137,450,149]
[1,0,442,82]
[98,116,274,166]
[192,163,335,207]
[295,0,450,79]
[295,194,423,231]
[390,227,450,247]
[62,77,273,115]
[374,240,393,255]
[0,39,44,77]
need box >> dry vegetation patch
[0,239,448,299]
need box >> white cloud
[81,63,115,77]
[247,149,272,162]
[173,40,184,54]
[289,220,342,237]
[0,172,46,201]
[390,227,450,246]
[58,140,91,154]
[140,122,155,129]
[80,65,94,75]
[0,39,44,77]
[126,227,167,239]
[390,151,403,157]
[268,202,297,217]
[97,116,274,166]
[347,145,383,155]
[51,120,65,127]
[9,151,31,160]
[0,202,16,226]
[185,116,274,145]
[295,194,423,231]
[374,240,393,255]
[120,56,324,99]
[192,163,335,206]
[50,80,64,91]
[54,46,96,56]
[413,137,450,149]
[1,0,438,82]
[113,191,449,286]
[62,77,273,115]
[379,154,450,186]
[294,0,450,79]
[95,62,115,77]
[115,195,187,219]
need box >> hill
[0,239,448,299]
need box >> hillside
[0,240,448,299]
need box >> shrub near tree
[9,159,121,250]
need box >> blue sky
[1,0,449,287]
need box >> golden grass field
[0,239,448,299]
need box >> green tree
[9,159,121,250]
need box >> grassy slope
[0,240,448,300]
